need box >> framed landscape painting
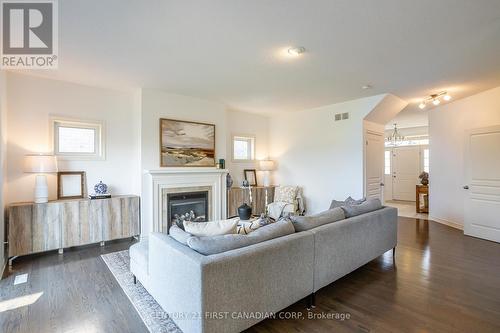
[160,118,216,167]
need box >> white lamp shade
[259,160,275,171]
[23,154,58,173]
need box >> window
[52,118,105,160]
[232,135,255,161]
[423,148,430,173]
[384,150,391,175]
[385,138,429,147]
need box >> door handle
[380,183,385,187]
[463,185,469,190]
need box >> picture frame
[160,118,216,167]
[244,169,258,186]
[57,171,86,199]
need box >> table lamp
[259,160,275,187]
[23,154,58,203]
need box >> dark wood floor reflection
[247,218,500,333]
[0,239,148,333]
[1,218,499,333]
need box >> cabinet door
[62,200,102,247]
[102,198,123,241]
[8,205,33,257]
[121,196,140,237]
[32,203,61,253]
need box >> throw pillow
[345,196,366,205]
[290,207,345,232]
[274,186,298,204]
[169,225,191,245]
[186,220,295,255]
[183,219,238,237]
[341,198,383,218]
[237,220,261,235]
[329,196,366,209]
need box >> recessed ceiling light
[287,46,306,56]
[361,84,372,90]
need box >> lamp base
[34,174,49,203]
[262,171,271,187]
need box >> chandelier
[386,123,405,146]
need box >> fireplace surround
[144,168,228,235]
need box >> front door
[464,126,500,243]
[392,146,420,201]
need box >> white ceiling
[18,0,500,116]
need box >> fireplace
[167,191,209,229]
[146,168,227,235]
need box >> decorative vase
[226,174,233,188]
[238,203,252,220]
[94,181,108,194]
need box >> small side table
[416,185,429,213]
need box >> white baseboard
[429,216,463,230]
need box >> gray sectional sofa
[130,201,398,333]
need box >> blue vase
[94,181,108,194]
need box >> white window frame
[50,116,105,160]
[231,134,256,162]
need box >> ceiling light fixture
[386,123,405,146]
[287,46,306,56]
[418,91,451,110]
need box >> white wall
[140,89,229,172]
[0,71,7,269]
[429,86,500,227]
[269,95,385,214]
[139,89,228,237]
[226,110,269,186]
[5,73,141,204]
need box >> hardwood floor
[1,218,500,333]
[0,239,148,333]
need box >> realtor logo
[1,0,58,68]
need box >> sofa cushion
[329,196,366,209]
[290,207,345,232]
[341,198,383,218]
[169,225,191,245]
[186,219,295,255]
[129,240,148,266]
[183,219,238,237]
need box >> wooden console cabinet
[7,195,140,262]
[227,186,275,218]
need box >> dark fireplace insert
[167,191,209,229]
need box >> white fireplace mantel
[142,168,228,237]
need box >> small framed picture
[244,169,258,186]
[57,171,86,199]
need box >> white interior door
[392,146,420,201]
[464,126,500,243]
[365,131,384,200]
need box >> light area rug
[101,250,182,333]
